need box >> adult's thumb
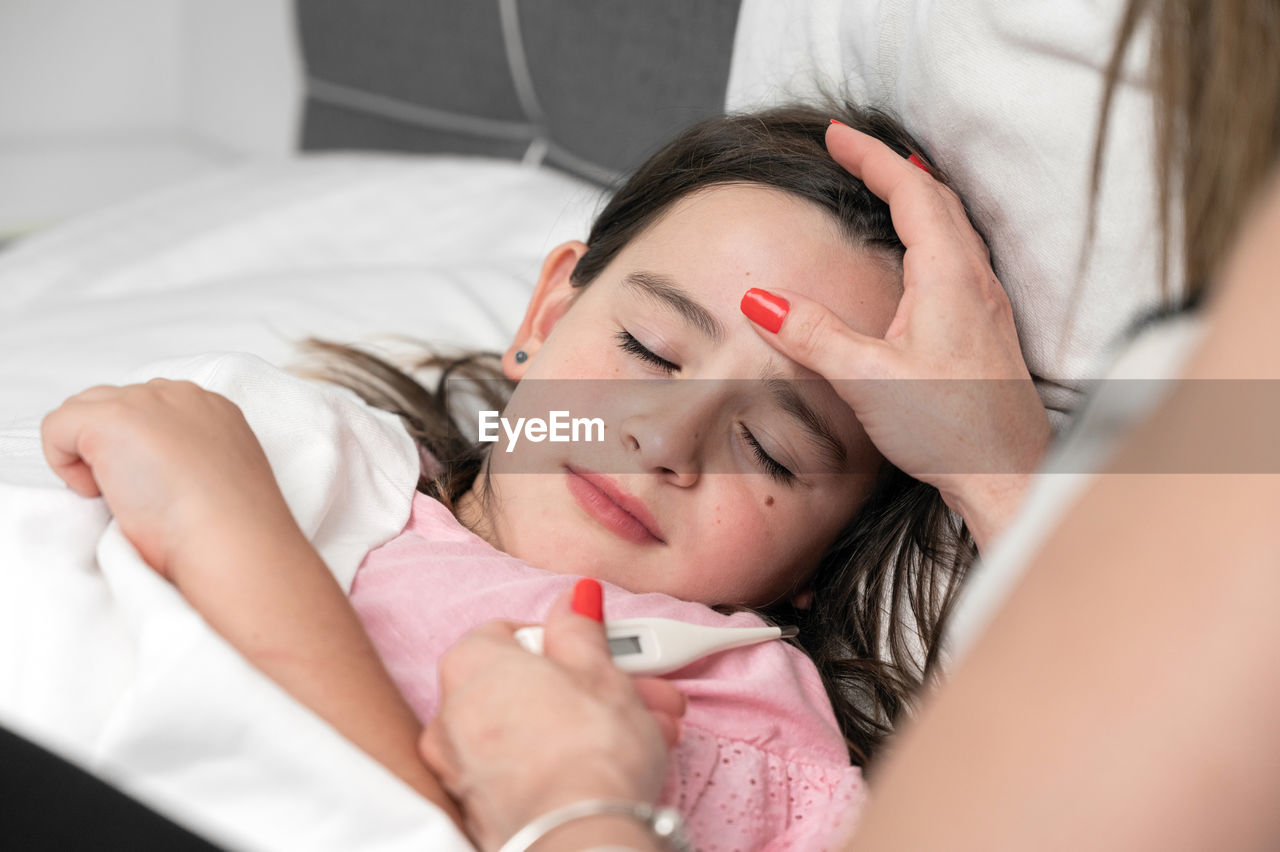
[540,578,614,671]
[740,287,886,383]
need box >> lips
[564,467,666,545]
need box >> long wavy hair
[302,103,977,767]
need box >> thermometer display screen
[607,635,643,657]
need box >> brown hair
[302,104,974,766]
[1095,0,1280,300]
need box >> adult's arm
[845,176,1280,850]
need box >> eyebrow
[621,271,725,344]
[760,373,849,472]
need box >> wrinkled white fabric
[0,352,471,852]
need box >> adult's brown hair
[1097,0,1280,299]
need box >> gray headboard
[296,0,742,186]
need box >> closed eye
[739,424,796,484]
[615,330,679,373]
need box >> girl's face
[463,184,901,608]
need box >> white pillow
[727,0,1171,416]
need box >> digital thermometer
[514,617,798,676]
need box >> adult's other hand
[741,121,1051,551]
[420,580,685,851]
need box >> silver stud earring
[514,350,528,364]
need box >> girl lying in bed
[41,105,982,850]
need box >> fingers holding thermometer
[422,582,682,848]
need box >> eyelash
[739,425,796,484]
[615,330,679,373]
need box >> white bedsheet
[0,351,472,851]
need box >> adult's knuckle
[975,235,993,262]
[980,272,1012,309]
[937,183,966,209]
[172,380,211,404]
[925,182,960,214]
[788,309,829,360]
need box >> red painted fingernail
[908,153,931,174]
[740,288,790,334]
[571,578,603,622]
[829,118,847,127]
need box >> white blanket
[0,351,472,852]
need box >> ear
[504,240,588,380]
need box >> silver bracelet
[496,799,690,852]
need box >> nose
[619,389,708,487]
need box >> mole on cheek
[764,495,774,507]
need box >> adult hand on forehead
[741,121,1052,552]
[420,580,684,851]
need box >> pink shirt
[350,492,865,850]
